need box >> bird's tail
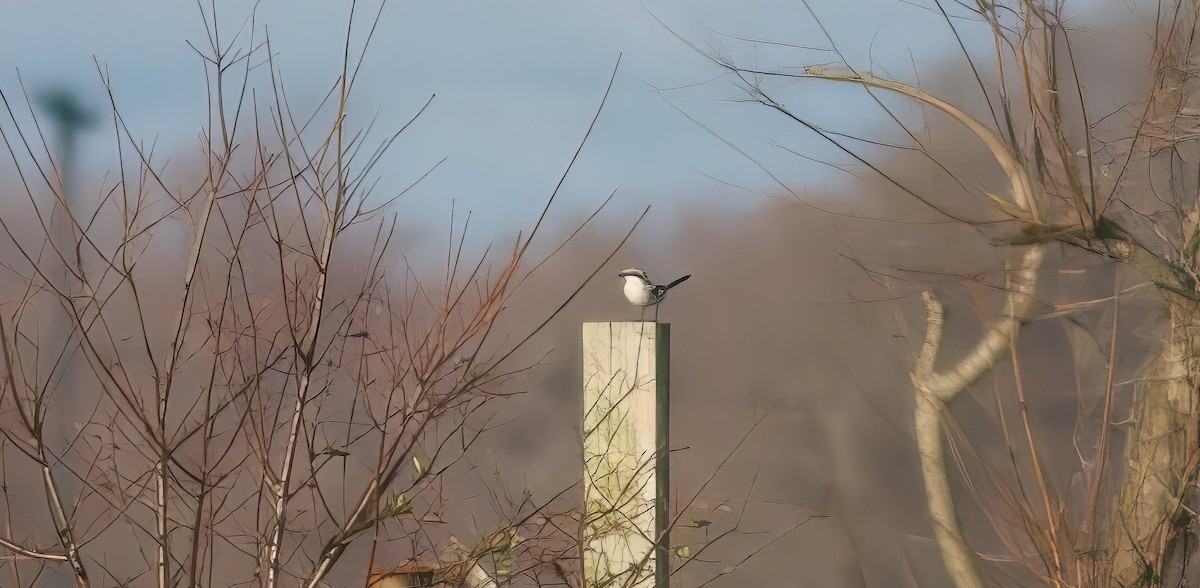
[663,274,691,291]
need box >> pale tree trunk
[1102,0,1200,581]
[1106,297,1200,585]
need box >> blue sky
[0,1,1026,239]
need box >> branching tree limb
[798,63,1045,588]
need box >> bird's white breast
[622,276,654,306]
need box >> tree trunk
[1108,297,1200,585]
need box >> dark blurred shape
[35,85,97,201]
[36,86,98,132]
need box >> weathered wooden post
[582,321,670,588]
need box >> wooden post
[582,321,670,588]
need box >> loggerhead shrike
[618,268,691,307]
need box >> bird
[618,268,691,307]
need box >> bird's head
[618,268,649,281]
